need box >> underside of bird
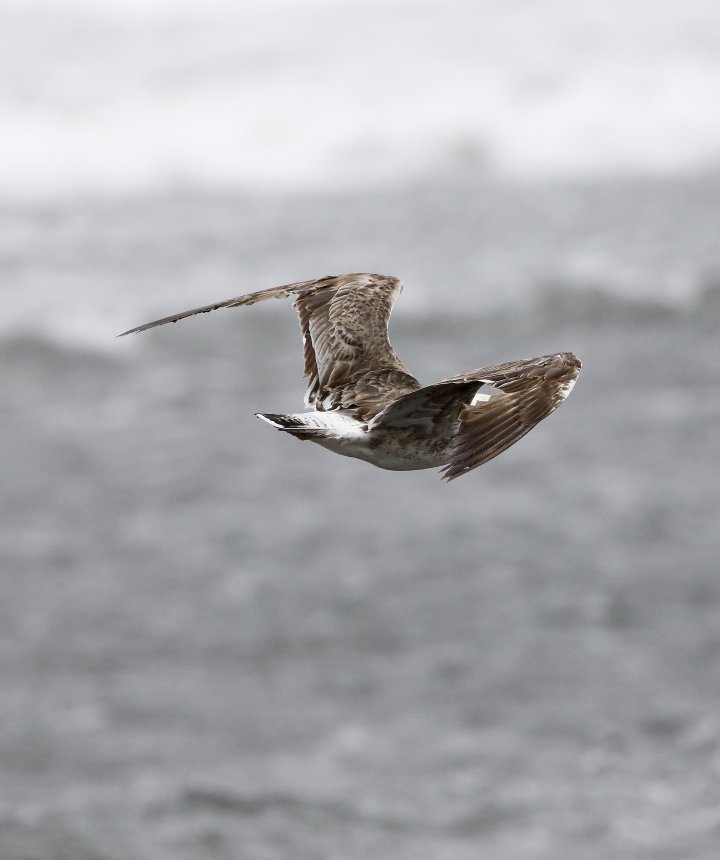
[120,273,581,480]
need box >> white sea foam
[2,0,720,200]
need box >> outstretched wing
[440,352,581,481]
[118,272,419,420]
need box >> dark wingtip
[117,323,151,337]
[440,469,461,482]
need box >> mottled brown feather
[294,274,419,419]
[441,352,581,480]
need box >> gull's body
[120,273,580,480]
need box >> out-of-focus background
[2,1,720,858]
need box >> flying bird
[119,273,580,480]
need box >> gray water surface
[3,179,720,859]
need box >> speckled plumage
[120,273,581,480]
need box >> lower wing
[441,352,581,480]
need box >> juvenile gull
[119,273,580,480]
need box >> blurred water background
[2,1,720,858]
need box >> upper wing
[118,272,419,420]
[440,352,581,480]
[293,274,419,419]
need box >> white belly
[315,435,440,470]
[267,409,451,471]
[313,419,449,471]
